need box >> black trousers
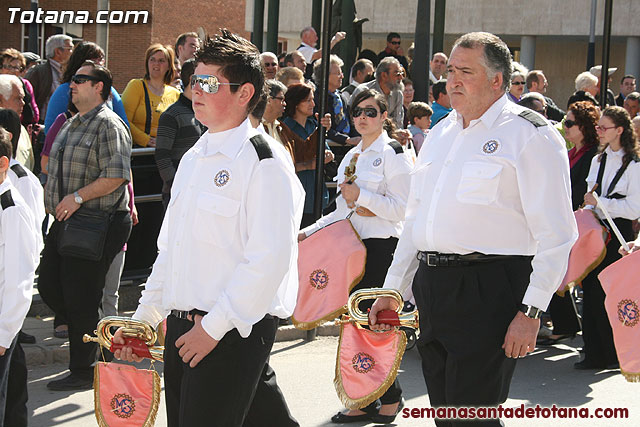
[412,256,533,427]
[354,237,403,407]
[164,314,279,427]
[581,218,633,367]
[548,291,580,335]
[38,212,132,377]
[0,336,28,427]
[243,319,299,427]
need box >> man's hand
[324,150,335,164]
[0,346,6,357]
[113,327,144,363]
[55,194,81,221]
[339,180,360,207]
[131,203,139,226]
[331,32,346,47]
[175,315,219,368]
[583,192,597,207]
[317,112,332,129]
[393,129,411,146]
[147,137,157,147]
[369,296,401,331]
[502,311,539,358]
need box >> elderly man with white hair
[259,52,279,79]
[575,71,599,96]
[0,74,33,170]
[25,34,73,120]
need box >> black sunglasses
[71,74,100,84]
[352,106,379,118]
[511,81,525,86]
[564,119,577,128]
[390,41,401,45]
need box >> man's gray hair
[313,54,344,85]
[519,91,545,105]
[265,79,287,98]
[45,34,73,59]
[375,56,400,81]
[0,74,22,102]
[260,52,277,62]
[575,71,598,92]
[300,26,315,39]
[453,32,512,92]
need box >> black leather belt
[170,309,208,319]
[417,251,522,267]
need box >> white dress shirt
[298,42,317,64]
[0,180,38,348]
[302,132,413,239]
[586,145,640,221]
[383,95,578,310]
[133,119,305,340]
[8,158,45,251]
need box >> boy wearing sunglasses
[117,30,304,426]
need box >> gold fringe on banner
[292,220,367,330]
[557,247,607,296]
[621,369,640,383]
[333,324,407,410]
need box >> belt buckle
[426,253,438,267]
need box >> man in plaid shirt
[39,61,132,391]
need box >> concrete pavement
[24,332,640,426]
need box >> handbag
[55,137,125,261]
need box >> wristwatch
[74,191,83,205]
[520,304,542,320]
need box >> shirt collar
[455,94,508,130]
[605,144,624,158]
[202,118,252,159]
[301,42,314,49]
[357,132,388,154]
[0,179,13,194]
[9,158,20,167]
[75,103,106,125]
[49,58,62,73]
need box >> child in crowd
[407,101,432,153]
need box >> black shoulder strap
[605,157,632,198]
[388,140,404,154]
[595,153,607,196]
[10,163,27,178]
[249,134,273,161]
[1,190,15,209]
[518,110,547,128]
[141,79,152,135]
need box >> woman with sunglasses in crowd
[122,44,179,147]
[539,101,601,347]
[43,42,128,137]
[576,106,640,370]
[0,48,39,131]
[299,88,413,424]
[508,62,528,103]
[281,82,334,227]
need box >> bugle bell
[83,316,164,361]
[338,288,419,329]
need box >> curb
[22,317,340,367]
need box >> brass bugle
[344,288,419,329]
[83,316,164,361]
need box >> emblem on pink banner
[310,269,330,290]
[599,250,640,382]
[352,352,376,373]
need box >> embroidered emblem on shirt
[352,352,375,373]
[482,140,500,155]
[618,299,639,327]
[214,169,231,187]
[309,269,329,290]
[111,393,136,418]
[373,157,382,167]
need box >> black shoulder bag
[56,137,125,261]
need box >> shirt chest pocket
[356,170,384,192]
[456,162,503,205]
[192,192,240,247]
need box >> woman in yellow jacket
[122,44,180,147]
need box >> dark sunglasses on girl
[352,106,379,118]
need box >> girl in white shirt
[300,88,413,424]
